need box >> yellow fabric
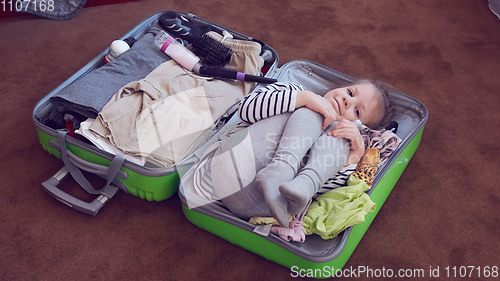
[248,216,280,226]
[302,175,376,240]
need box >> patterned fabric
[315,164,357,197]
[192,144,218,201]
[360,127,401,166]
[352,148,380,187]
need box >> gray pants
[211,108,350,219]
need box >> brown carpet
[1,0,499,280]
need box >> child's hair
[355,79,395,130]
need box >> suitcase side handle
[42,130,127,215]
[42,167,119,216]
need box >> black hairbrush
[191,34,232,66]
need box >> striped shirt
[315,164,357,197]
[238,82,304,124]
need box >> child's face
[323,82,384,128]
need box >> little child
[207,80,394,227]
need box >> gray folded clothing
[49,26,168,122]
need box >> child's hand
[296,90,338,129]
[329,119,365,165]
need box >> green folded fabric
[303,175,376,240]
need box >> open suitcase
[32,11,279,215]
[33,10,428,276]
[178,60,428,275]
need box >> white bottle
[104,40,130,64]
[154,30,200,71]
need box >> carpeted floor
[1,0,499,280]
